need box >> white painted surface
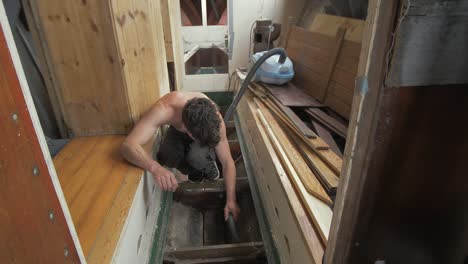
[112,171,163,264]
[175,0,307,92]
[0,3,87,263]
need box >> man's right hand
[150,164,179,192]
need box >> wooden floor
[53,136,145,263]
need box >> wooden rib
[256,101,332,205]
[256,109,332,244]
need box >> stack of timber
[236,88,340,263]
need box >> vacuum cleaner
[224,47,293,122]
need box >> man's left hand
[224,200,240,221]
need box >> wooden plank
[53,136,145,259]
[0,12,82,262]
[260,97,343,175]
[294,137,340,194]
[262,82,324,107]
[387,0,468,86]
[30,0,132,135]
[306,108,348,138]
[109,0,170,122]
[161,0,174,62]
[311,120,342,157]
[308,14,365,43]
[165,242,264,260]
[167,0,184,90]
[237,93,324,263]
[255,102,332,206]
[256,109,332,244]
[266,94,317,138]
[325,0,400,262]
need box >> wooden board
[262,82,323,107]
[386,0,468,86]
[325,0,400,262]
[259,96,343,175]
[53,136,145,261]
[0,16,81,262]
[311,120,342,157]
[306,108,348,138]
[29,0,132,135]
[286,25,362,119]
[255,102,332,206]
[109,0,170,122]
[308,14,365,44]
[236,92,324,263]
[257,109,332,244]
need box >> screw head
[32,166,40,176]
[11,113,18,122]
[49,211,54,221]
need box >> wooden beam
[306,108,348,138]
[325,0,400,262]
[165,242,264,260]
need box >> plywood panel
[0,21,81,262]
[109,0,170,121]
[30,0,132,135]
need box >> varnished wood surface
[53,136,145,261]
[0,24,80,262]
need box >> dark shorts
[156,126,218,182]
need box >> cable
[248,20,257,62]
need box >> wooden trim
[0,4,84,261]
[325,0,400,263]
[165,242,264,260]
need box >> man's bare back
[121,91,240,220]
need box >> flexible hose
[224,47,287,122]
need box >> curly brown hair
[182,98,221,147]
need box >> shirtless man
[121,91,240,220]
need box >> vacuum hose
[224,47,288,122]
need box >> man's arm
[215,120,240,220]
[121,96,178,192]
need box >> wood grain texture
[286,26,361,119]
[109,0,170,122]
[0,24,80,263]
[237,92,324,263]
[308,14,365,43]
[53,136,145,260]
[386,0,468,86]
[311,120,342,157]
[161,0,173,62]
[255,101,332,206]
[306,108,348,138]
[325,0,400,262]
[30,0,132,135]
[257,109,332,244]
[263,82,324,107]
[21,0,67,136]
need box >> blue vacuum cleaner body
[251,51,294,85]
